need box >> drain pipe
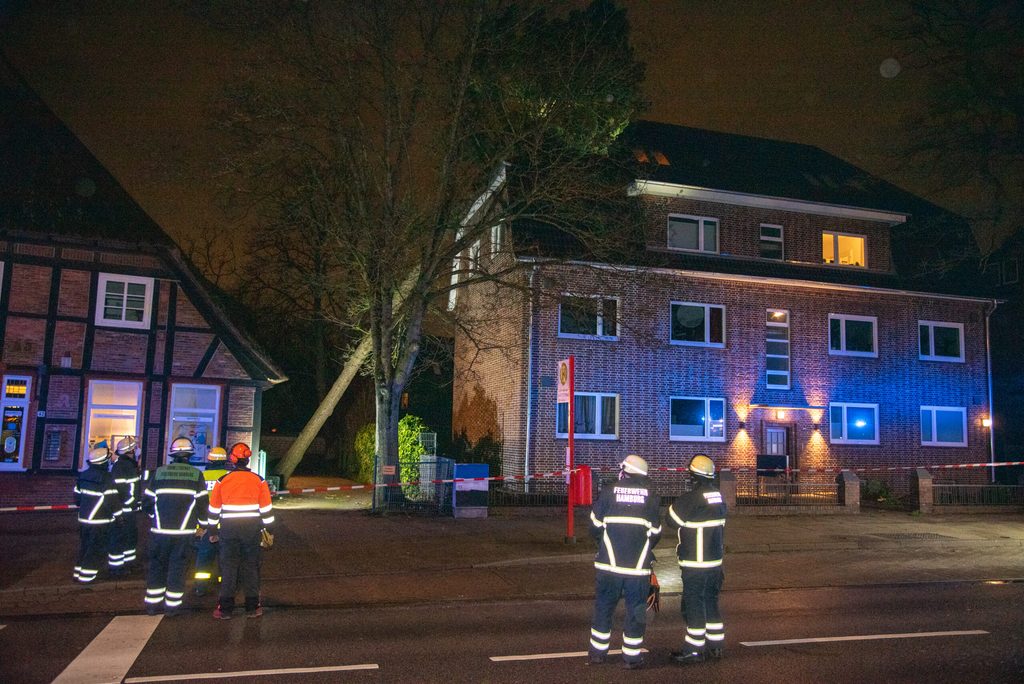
[523,265,537,493]
[985,299,999,482]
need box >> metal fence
[372,455,455,515]
[933,484,1024,506]
[736,480,839,506]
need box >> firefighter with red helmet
[73,445,121,583]
[587,455,662,670]
[667,454,727,664]
[208,442,274,619]
[109,435,141,575]
[142,437,208,615]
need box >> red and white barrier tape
[3,461,1023,512]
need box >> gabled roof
[513,120,991,300]
[0,54,287,385]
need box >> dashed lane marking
[123,664,380,681]
[741,629,989,647]
[491,648,647,662]
[52,615,162,684]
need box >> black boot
[671,649,705,664]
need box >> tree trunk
[274,335,372,483]
[371,380,405,509]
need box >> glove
[260,528,274,549]
[646,571,661,613]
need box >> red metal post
[566,355,575,543]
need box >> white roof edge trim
[632,180,909,225]
[461,162,509,227]
[517,256,996,304]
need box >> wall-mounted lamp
[737,421,746,430]
[775,410,786,420]
[60,351,72,369]
[812,423,821,431]
[982,418,992,428]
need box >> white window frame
[766,309,791,389]
[918,320,965,362]
[166,384,222,465]
[557,294,619,340]
[489,223,505,258]
[670,301,726,348]
[0,375,32,472]
[667,214,719,254]
[822,230,868,268]
[920,406,968,447]
[95,273,154,330]
[829,402,879,445]
[669,396,727,442]
[828,313,878,358]
[759,224,785,260]
[555,392,619,440]
[83,380,143,467]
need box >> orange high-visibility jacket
[207,468,274,532]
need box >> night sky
[1,0,936,250]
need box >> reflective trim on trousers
[622,645,643,657]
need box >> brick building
[0,58,286,505]
[452,121,996,495]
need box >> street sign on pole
[558,356,576,543]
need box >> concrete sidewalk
[1,491,1022,617]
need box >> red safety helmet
[228,442,252,464]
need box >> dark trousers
[110,511,138,568]
[74,524,110,582]
[193,531,219,592]
[218,532,262,611]
[588,570,649,664]
[681,567,724,652]
[145,534,193,609]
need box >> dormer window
[822,231,866,267]
[668,215,719,254]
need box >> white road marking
[491,648,647,662]
[52,615,163,684]
[124,664,380,682]
[742,629,989,647]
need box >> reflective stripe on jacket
[142,462,208,535]
[75,464,121,524]
[589,474,662,576]
[667,481,726,569]
[111,456,141,513]
[208,467,274,530]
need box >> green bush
[354,423,376,484]
[352,415,430,497]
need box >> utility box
[570,465,593,506]
[453,463,488,519]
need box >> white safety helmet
[620,454,648,476]
[115,436,137,456]
[88,446,110,465]
[689,454,715,479]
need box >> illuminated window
[489,224,505,258]
[671,302,725,347]
[829,314,877,357]
[84,380,142,467]
[766,309,790,389]
[919,321,964,362]
[167,384,221,465]
[759,225,784,260]
[822,231,866,267]
[95,273,154,330]
[558,296,618,339]
[670,397,726,442]
[556,392,618,439]
[668,214,719,253]
[1,375,31,471]
[920,406,967,447]
[829,402,879,444]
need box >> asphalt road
[2,581,1021,683]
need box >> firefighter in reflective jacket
[109,436,141,574]
[73,446,121,583]
[208,442,274,619]
[666,454,727,664]
[142,437,208,615]
[587,455,662,670]
[193,446,230,596]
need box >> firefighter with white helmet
[73,444,122,583]
[587,454,662,669]
[141,437,208,615]
[193,446,230,596]
[109,435,141,574]
[666,454,727,664]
